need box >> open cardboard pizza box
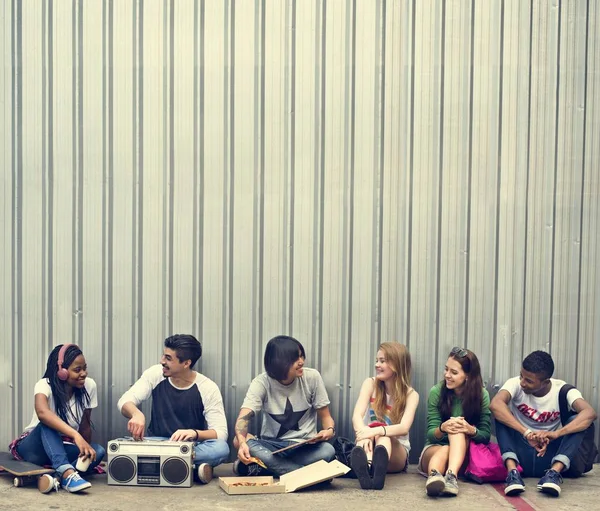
[219,459,350,495]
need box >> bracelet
[327,426,335,435]
[381,426,387,437]
[194,429,199,441]
[522,428,532,439]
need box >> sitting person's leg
[193,439,230,467]
[446,432,468,474]
[422,445,449,475]
[442,432,468,496]
[64,441,106,473]
[193,438,230,484]
[421,445,449,496]
[380,437,408,473]
[535,416,588,497]
[548,415,588,477]
[495,420,536,476]
[16,424,91,492]
[17,424,73,477]
[289,441,336,466]
[89,442,106,471]
[370,437,392,490]
[495,420,535,495]
[247,438,304,476]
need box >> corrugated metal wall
[1,0,599,462]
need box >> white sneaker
[37,474,59,494]
[196,463,213,484]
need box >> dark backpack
[330,436,357,478]
[558,384,598,475]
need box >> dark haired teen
[490,350,597,498]
[233,335,336,476]
[9,344,105,493]
[118,334,229,484]
[418,347,491,497]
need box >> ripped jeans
[247,437,335,476]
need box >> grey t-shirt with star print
[241,368,331,442]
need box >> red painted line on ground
[491,483,538,511]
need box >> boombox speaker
[107,438,195,487]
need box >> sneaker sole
[197,465,213,484]
[350,447,373,490]
[442,485,458,496]
[371,445,389,490]
[63,481,92,493]
[538,483,561,497]
[505,483,525,496]
[37,475,56,494]
[426,478,446,496]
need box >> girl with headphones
[9,344,105,493]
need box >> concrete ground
[1,463,598,511]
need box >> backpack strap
[558,383,576,426]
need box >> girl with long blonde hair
[351,342,419,489]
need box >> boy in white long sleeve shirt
[118,334,229,484]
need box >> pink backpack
[465,440,522,483]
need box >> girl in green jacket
[418,347,491,497]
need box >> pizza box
[219,476,285,495]
[219,459,351,495]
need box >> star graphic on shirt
[268,398,309,438]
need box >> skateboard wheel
[13,477,23,487]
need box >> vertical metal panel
[494,0,531,396]
[524,0,559,358]
[409,0,445,452]
[21,1,46,437]
[551,0,587,384]
[578,0,600,431]
[1,0,14,443]
[1,0,600,461]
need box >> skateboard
[0,452,56,491]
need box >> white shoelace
[63,472,83,487]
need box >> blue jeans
[495,416,586,477]
[247,438,336,476]
[16,423,106,478]
[143,437,229,468]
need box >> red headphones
[57,344,78,381]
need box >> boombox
[107,438,195,487]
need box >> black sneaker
[350,446,373,490]
[537,469,563,497]
[442,469,459,496]
[233,459,266,477]
[371,445,389,490]
[425,469,445,496]
[505,468,525,496]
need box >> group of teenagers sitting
[9,334,597,499]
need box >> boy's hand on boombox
[170,429,197,441]
[128,411,146,440]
